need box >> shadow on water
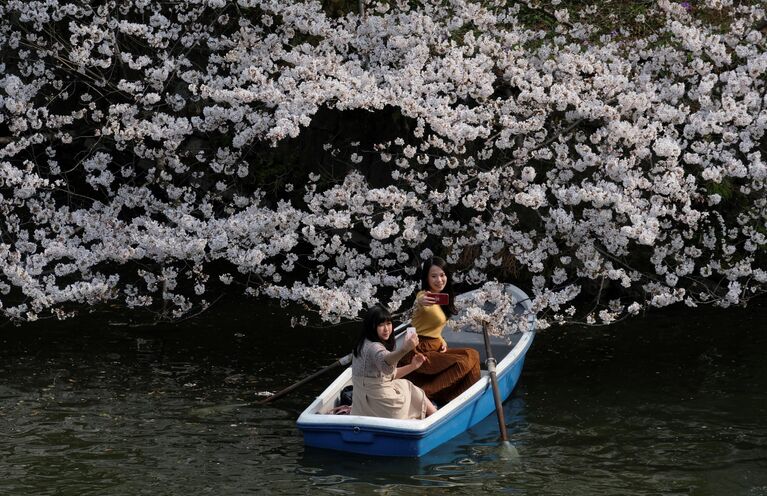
[1,297,767,495]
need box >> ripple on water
[2,300,767,495]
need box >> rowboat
[296,283,536,457]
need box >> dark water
[1,298,766,495]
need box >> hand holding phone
[428,292,449,305]
[405,327,418,350]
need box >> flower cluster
[0,0,765,329]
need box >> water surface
[1,299,766,495]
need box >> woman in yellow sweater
[399,257,480,405]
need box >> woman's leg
[427,348,481,404]
[404,338,481,403]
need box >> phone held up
[428,292,449,305]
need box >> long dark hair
[354,304,395,357]
[419,256,457,316]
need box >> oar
[257,356,349,404]
[258,321,411,404]
[190,322,411,416]
[481,323,511,443]
[480,323,521,461]
[193,363,348,415]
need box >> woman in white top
[351,305,437,419]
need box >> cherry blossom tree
[1,0,765,330]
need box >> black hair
[354,304,395,357]
[419,256,457,316]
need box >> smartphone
[428,292,449,305]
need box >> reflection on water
[1,298,766,495]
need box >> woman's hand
[439,339,447,353]
[411,353,427,369]
[395,352,428,379]
[417,292,437,307]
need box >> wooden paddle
[258,321,411,404]
[481,322,509,442]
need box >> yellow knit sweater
[411,291,447,339]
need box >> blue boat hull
[296,284,535,457]
[298,340,532,457]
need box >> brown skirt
[399,336,481,404]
